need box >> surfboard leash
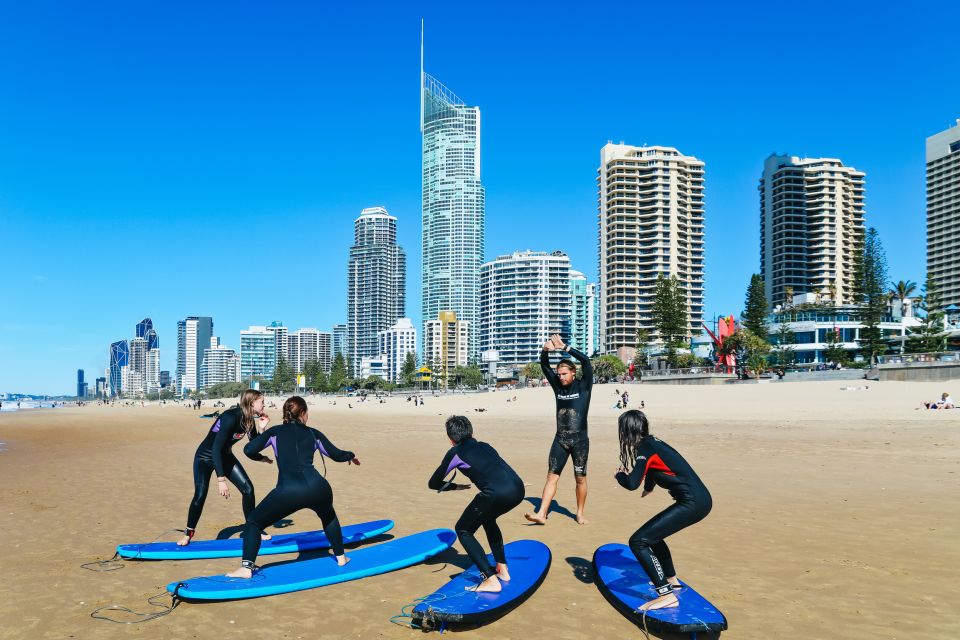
[80,528,191,571]
[389,586,476,632]
[89,584,183,624]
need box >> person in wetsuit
[614,410,712,611]
[226,395,360,578]
[178,389,273,546]
[525,333,593,525]
[428,415,525,593]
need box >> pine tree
[272,356,296,394]
[652,274,688,347]
[908,274,946,353]
[771,322,795,366]
[330,352,348,391]
[400,351,417,387]
[853,227,889,363]
[742,274,769,338]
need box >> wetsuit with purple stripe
[238,422,355,565]
[184,406,268,531]
[428,437,524,579]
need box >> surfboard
[117,519,394,560]
[167,529,456,600]
[410,539,551,628]
[593,543,727,635]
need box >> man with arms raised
[525,333,593,525]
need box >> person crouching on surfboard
[428,416,525,593]
[226,396,360,578]
[614,410,712,611]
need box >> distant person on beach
[177,389,273,547]
[615,410,712,611]
[923,393,955,409]
[525,333,593,526]
[428,415,524,593]
[227,395,359,578]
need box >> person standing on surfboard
[525,333,593,525]
[428,415,524,593]
[614,410,712,611]
[177,389,273,547]
[227,395,360,578]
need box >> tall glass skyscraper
[109,340,129,397]
[421,55,484,361]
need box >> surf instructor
[525,333,593,526]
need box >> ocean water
[0,401,61,412]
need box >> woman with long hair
[177,389,273,546]
[227,395,360,578]
[614,410,712,611]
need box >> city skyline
[2,3,957,394]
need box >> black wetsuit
[185,406,268,530]
[615,436,712,596]
[428,437,524,579]
[240,422,355,564]
[540,346,593,476]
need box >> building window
[951,141,960,154]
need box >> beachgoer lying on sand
[226,396,359,578]
[923,393,955,409]
[615,410,712,611]
[428,415,524,593]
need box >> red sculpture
[703,315,737,372]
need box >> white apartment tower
[266,321,288,364]
[927,120,960,308]
[287,328,332,374]
[347,207,406,374]
[378,317,417,383]
[480,251,572,367]
[200,337,241,389]
[760,154,866,308]
[598,144,705,352]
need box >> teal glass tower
[421,32,485,360]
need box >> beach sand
[1,380,958,639]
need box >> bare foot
[336,554,350,567]
[524,512,547,525]
[225,567,253,579]
[467,574,502,593]
[576,514,588,525]
[176,529,195,546]
[260,532,272,540]
[639,593,679,611]
[496,564,511,581]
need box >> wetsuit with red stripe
[615,436,712,597]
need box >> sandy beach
[1,380,958,639]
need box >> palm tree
[889,280,917,316]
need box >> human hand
[454,483,471,491]
[641,489,652,498]
[260,457,273,464]
[349,457,361,466]
[218,478,230,499]
[550,334,566,350]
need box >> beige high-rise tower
[597,143,705,353]
[759,154,865,308]
[926,120,960,308]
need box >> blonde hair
[238,389,264,435]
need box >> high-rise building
[598,143,705,351]
[332,324,347,360]
[266,321,288,365]
[177,316,213,394]
[240,326,277,381]
[200,337,241,389]
[159,371,171,388]
[347,207,406,374]
[317,331,332,373]
[927,120,960,308]
[421,61,484,361]
[128,336,148,396]
[137,318,159,351]
[480,251,572,368]
[424,311,469,387]
[378,318,417,383]
[288,328,326,374]
[109,340,129,397]
[95,377,107,398]
[570,271,599,356]
[760,154,865,309]
[76,369,86,398]
[146,348,160,393]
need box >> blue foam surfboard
[411,539,551,628]
[117,520,394,560]
[168,529,456,600]
[593,543,727,635]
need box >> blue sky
[1,1,957,395]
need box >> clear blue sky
[2,1,957,395]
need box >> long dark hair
[238,389,264,438]
[283,396,309,424]
[618,410,650,472]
